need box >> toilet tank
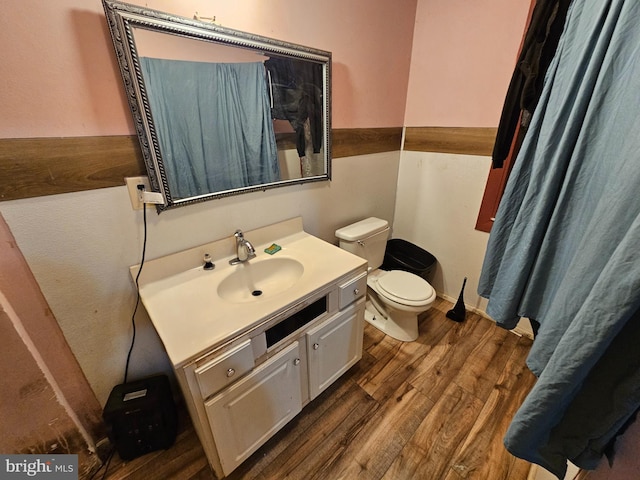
[335,217,390,270]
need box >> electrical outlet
[125,176,152,210]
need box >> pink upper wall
[405,0,531,127]
[0,0,417,138]
[0,0,533,137]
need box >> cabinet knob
[293,358,301,366]
[313,343,320,350]
[226,368,235,377]
[353,288,360,296]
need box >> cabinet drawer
[195,339,254,399]
[338,272,367,310]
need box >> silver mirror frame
[103,0,332,211]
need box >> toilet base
[364,299,419,342]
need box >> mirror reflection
[103,1,332,210]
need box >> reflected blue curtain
[139,58,279,198]
[478,0,640,477]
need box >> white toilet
[335,217,436,341]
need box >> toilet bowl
[335,217,436,342]
[365,268,436,341]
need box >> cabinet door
[204,341,302,476]
[307,299,365,399]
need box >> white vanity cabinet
[177,270,366,479]
[134,218,369,479]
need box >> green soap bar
[264,243,282,255]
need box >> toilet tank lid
[335,217,389,241]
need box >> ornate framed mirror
[103,0,332,211]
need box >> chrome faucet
[229,229,256,265]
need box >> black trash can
[381,238,437,281]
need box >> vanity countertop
[132,217,367,366]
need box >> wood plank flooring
[101,298,536,480]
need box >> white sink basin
[217,257,304,303]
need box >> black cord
[87,446,115,480]
[93,202,148,480]
[124,202,148,384]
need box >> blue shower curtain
[139,58,280,199]
[478,0,640,477]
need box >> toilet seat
[377,270,435,307]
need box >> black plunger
[446,277,467,322]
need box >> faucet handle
[234,229,244,240]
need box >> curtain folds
[478,0,640,477]
[139,59,280,199]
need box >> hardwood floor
[102,298,536,480]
